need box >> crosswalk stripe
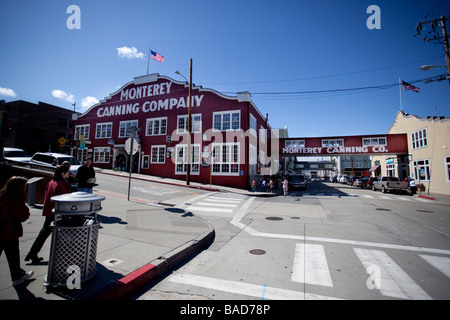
[419,255,450,278]
[169,273,342,300]
[291,243,333,287]
[195,201,237,208]
[204,197,242,203]
[188,206,233,213]
[354,248,432,300]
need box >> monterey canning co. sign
[95,80,204,118]
[280,134,408,156]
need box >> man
[76,157,96,193]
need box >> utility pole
[186,58,193,185]
[415,16,450,84]
[441,16,450,78]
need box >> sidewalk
[0,168,275,300]
[0,175,216,300]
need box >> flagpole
[147,47,151,75]
[399,77,403,111]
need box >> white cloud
[117,46,145,59]
[52,89,75,103]
[82,96,99,108]
[0,87,17,97]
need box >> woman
[0,176,34,286]
[25,165,71,264]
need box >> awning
[369,165,380,172]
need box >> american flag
[151,50,164,62]
[402,80,419,93]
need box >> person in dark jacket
[0,176,34,286]
[25,165,71,264]
[76,157,96,193]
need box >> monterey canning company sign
[280,134,408,156]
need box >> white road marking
[232,198,450,255]
[419,255,450,278]
[195,201,237,207]
[354,248,432,300]
[169,273,342,300]
[291,243,333,287]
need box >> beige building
[373,111,450,196]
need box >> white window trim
[151,145,166,164]
[175,144,201,175]
[249,114,257,137]
[362,137,387,146]
[211,142,240,176]
[212,110,241,132]
[93,147,110,163]
[119,120,139,138]
[95,122,113,139]
[146,117,167,136]
[75,124,90,140]
[411,128,428,150]
[177,113,202,134]
[445,156,450,183]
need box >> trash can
[45,192,105,288]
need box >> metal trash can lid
[51,192,105,214]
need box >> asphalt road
[126,180,450,300]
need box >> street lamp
[420,65,447,71]
[174,59,193,185]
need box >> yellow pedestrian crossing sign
[58,136,67,147]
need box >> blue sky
[1,0,449,137]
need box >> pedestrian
[409,178,417,194]
[260,177,266,192]
[25,165,71,264]
[251,179,257,192]
[76,157,96,193]
[0,176,34,286]
[282,176,289,197]
[269,178,274,193]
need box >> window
[259,125,266,144]
[76,149,88,163]
[177,114,201,133]
[212,143,239,175]
[363,137,386,146]
[411,128,427,149]
[322,139,344,147]
[285,140,305,148]
[212,111,240,131]
[175,144,200,174]
[249,114,257,136]
[413,159,430,181]
[446,156,450,183]
[96,122,112,139]
[146,117,167,136]
[94,147,110,163]
[119,120,139,138]
[151,145,166,163]
[75,125,90,140]
[142,155,149,169]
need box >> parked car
[372,176,409,193]
[2,147,32,163]
[288,174,307,190]
[365,177,377,189]
[339,176,348,184]
[30,152,81,175]
[347,176,360,186]
[354,177,371,188]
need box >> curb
[86,226,215,300]
[418,194,435,200]
[97,170,221,192]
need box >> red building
[72,74,272,189]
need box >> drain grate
[249,249,266,255]
[265,216,283,221]
[375,208,391,211]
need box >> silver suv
[30,152,81,175]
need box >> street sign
[125,137,139,155]
[58,136,67,147]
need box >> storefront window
[413,159,430,181]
